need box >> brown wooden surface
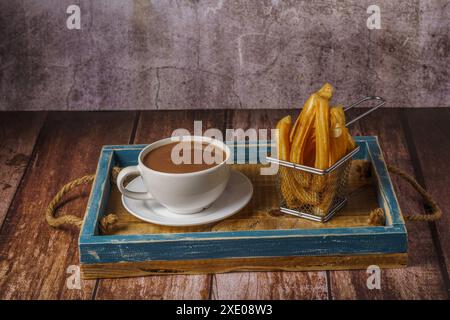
[329,109,449,299]
[405,109,450,286]
[0,113,46,227]
[0,112,136,299]
[0,109,448,299]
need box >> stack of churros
[275,83,356,216]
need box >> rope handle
[45,175,94,228]
[386,164,442,222]
[45,165,441,230]
[45,167,121,232]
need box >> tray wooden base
[81,253,407,279]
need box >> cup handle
[117,166,153,200]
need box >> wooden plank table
[0,109,448,300]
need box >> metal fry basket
[266,96,385,222]
[267,146,359,222]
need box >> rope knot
[99,213,119,234]
[368,208,385,226]
[45,167,122,231]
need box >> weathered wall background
[0,0,448,110]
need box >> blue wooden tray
[79,136,407,279]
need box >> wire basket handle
[344,96,385,127]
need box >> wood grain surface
[0,112,136,299]
[0,109,448,299]
[329,109,448,299]
[405,109,450,290]
[0,112,46,227]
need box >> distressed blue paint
[80,231,406,264]
[367,137,404,226]
[80,150,113,238]
[79,136,407,265]
[80,224,404,243]
[353,137,369,160]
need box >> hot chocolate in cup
[117,136,230,214]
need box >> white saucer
[121,170,253,227]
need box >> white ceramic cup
[117,136,231,214]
